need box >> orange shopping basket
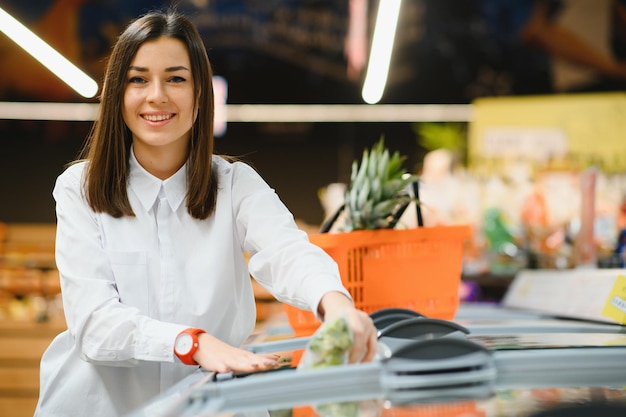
[284,225,471,337]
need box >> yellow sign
[468,92,626,174]
[602,274,626,324]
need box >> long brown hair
[79,9,217,219]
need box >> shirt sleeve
[227,161,352,315]
[53,164,186,366]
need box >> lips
[142,113,175,122]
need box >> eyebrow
[128,65,190,72]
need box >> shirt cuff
[136,321,189,362]
[303,274,352,321]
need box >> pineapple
[343,138,419,231]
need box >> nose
[147,80,168,103]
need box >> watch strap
[175,328,206,365]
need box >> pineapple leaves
[343,137,419,231]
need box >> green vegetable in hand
[305,316,353,368]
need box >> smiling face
[123,36,197,176]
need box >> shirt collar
[129,147,187,213]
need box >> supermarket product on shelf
[0,223,56,270]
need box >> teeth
[143,114,173,122]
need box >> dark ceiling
[2,0,626,104]
[0,0,626,104]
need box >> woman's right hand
[193,332,281,373]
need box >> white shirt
[35,152,348,417]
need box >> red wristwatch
[174,328,206,365]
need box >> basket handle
[319,180,423,233]
[412,181,424,227]
[319,203,345,233]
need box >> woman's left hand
[318,291,378,363]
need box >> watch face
[175,333,194,355]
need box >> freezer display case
[128,307,626,417]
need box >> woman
[35,9,377,417]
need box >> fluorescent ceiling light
[361,0,402,104]
[0,7,98,98]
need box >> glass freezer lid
[129,310,626,417]
[130,371,626,417]
[469,332,626,350]
[128,337,626,417]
